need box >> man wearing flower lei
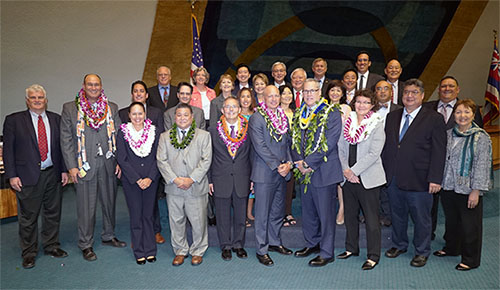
[61,74,126,262]
[156,103,212,266]
[208,97,252,261]
[291,79,343,267]
[248,85,294,267]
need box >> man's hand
[61,173,69,186]
[174,177,194,190]
[69,168,80,184]
[209,184,214,196]
[9,177,22,192]
[115,165,122,179]
[294,160,313,175]
[428,183,441,194]
[277,163,291,177]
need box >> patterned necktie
[162,87,168,106]
[38,115,48,161]
[181,130,186,141]
[391,83,396,103]
[440,104,448,122]
[359,75,365,90]
[399,114,410,142]
[230,125,236,139]
[295,91,301,108]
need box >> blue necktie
[399,114,410,142]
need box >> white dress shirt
[29,110,53,169]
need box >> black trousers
[342,181,381,262]
[441,190,483,268]
[15,167,62,258]
[431,192,440,237]
[214,190,247,250]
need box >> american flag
[190,13,204,79]
[483,33,499,125]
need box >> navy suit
[291,106,343,259]
[147,85,179,111]
[248,111,291,255]
[116,127,160,259]
[208,123,252,250]
[3,110,66,258]
[382,106,446,256]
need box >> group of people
[3,51,492,272]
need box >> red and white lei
[76,88,109,130]
[120,119,156,157]
[343,111,382,145]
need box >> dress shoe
[256,254,274,266]
[221,249,232,261]
[337,251,359,259]
[172,255,185,266]
[191,255,203,265]
[155,233,165,244]
[410,255,428,267]
[44,248,68,258]
[146,256,157,263]
[295,245,320,257]
[136,258,146,265]
[102,237,127,248]
[308,255,334,267]
[232,248,247,259]
[455,263,474,271]
[82,247,97,261]
[385,247,407,258]
[268,245,292,255]
[22,256,35,269]
[208,217,216,226]
[362,259,378,270]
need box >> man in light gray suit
[164,82,206,131]
[249,85,293,267]
[60,74,126,262]
[157,103,212,267]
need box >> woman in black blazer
[117,102,161,265]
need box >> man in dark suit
[118,80,166,245]
[355,51,384,91]
[3,84,69,269]
[375,80,402,227]
[382,78,447,268]
[384,59,405,105]
[291,68,307,108]
[164,82,206,131]
[61,74,126,262]
[249,85,293,266]
[271,61,289,88]
[292,79,343,267]
[311,58,330,98]
[147,66,178,111]
[232,64,252,96]
[208,97,252,261]
[423,76,483,241]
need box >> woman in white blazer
[337,89,386,270]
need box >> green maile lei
[170,120,196,149]
[291,101,341,192]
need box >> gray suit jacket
[60,100,120,181]
[163,104,206,131]
[156,128,212,196]
[338,116,386,189]
[248,111,292,183]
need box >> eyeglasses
[403,90,421,96]
[223,105,239,109]
[355,101,372,105]
[272,69,285,73]
[303,89,319,94]
[158,74,170,77]
[375,86,391,91]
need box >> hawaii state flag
[483,34,499,125]
[190,14,204,79]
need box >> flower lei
[256,102,288,142]
[75,88,108,130]
[169,120,196,149]
[120,119,156,157]
[217,115,248,159]
[291,100,340,192]
[343,111,382,145]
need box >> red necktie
[38,115,48,161]
[295,91,301,108]
[162,87,168,106]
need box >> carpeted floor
[1,171,499,289]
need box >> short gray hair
[304,78,320,90]
[403,78,424,93]
[272,61,286,71]
[291,67,306,78]
[25,84,46,98]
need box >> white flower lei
[120,119,156,157]
[343,111,382,145]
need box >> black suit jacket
[423,99,483,129]
[360,72,384,91]
[3,110,66,186]
[389,102,403,112]
[118,105,165,134]
[382,107,447,192]
[321,78,331,99]
[208,125,252,199]
[147,85,179,111]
